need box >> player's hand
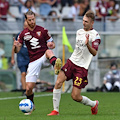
[47,42,55,49]
[13,37,20,47]
[11,59,15,65]
[85,34,89,45]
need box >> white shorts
[26,54,50,82]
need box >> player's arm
[85,34,97,56]
[11,44,15,65]
[47,36,55,49]
[13,37,22,53]
[47,41,55,49]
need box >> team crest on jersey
[36,31,41,36]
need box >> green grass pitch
[0,92,119,120]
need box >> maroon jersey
[0,0,9,21]
[19,25,52,62]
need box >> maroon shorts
[61,59,88,89]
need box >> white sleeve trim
[47,37,53,42]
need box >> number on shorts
[74,77,82,86]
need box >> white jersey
[69,28,101,69]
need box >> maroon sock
[49,56,57,67]
[27,94,34,104]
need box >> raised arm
[85,34,97,56]
[13,37,22,53]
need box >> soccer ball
[19,99,33,113]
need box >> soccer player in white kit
[48,10,101,116]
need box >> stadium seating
[7,6,22,21]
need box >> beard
[28,23,35,29]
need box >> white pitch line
[0,93,53,101]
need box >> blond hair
[85,10,95,21]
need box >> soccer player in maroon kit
[13,9,62,115]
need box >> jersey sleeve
[42,28,53,42]
[92,33,101,51]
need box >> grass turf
[0,92,119,120]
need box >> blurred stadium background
[0,0,120,92]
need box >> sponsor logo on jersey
[24,35,32,41]
[30,37,41,49]
[25,32,30,35]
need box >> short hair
[110,62,118,68]
[85,10,95,21]
[24,9,35,19]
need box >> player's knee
[71,93,81,102]
[46,49,53,55]
[26,86,32,95]
[21,72,26,77]
[45,49,53,58]
[55,80,63,89]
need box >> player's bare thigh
[55,70,67,89]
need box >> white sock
[53,88,61,112]
[80,96,96,107]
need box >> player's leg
[21,72,26,95]
[19,66,27,95]
[25,81,36,115]
[45,49,62,75]
[21,72,26,89]
[26,82,36,103]
[24,58,43,115]
[71,87,98,114]
[71,66,99,115]
[48,59,72,116]
[47,70,67,116]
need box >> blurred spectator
[14,0,26,13]
[100,62,120,92]
[38,0,57,18]
[95,0,109,21]
[0,41,8,70]
[51,0,57,7]
[47,10,59,21]
[21,0,39,16]
[78,0,90,17]
[0,48,8,70]
[1,55,8,70]
[0,0,17,21]
[0,48,5,69]
[68,0,80,21]
[14,0,36,13]
[60,0,74,12]
[107,0,119,21]
[61,0,73,7]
